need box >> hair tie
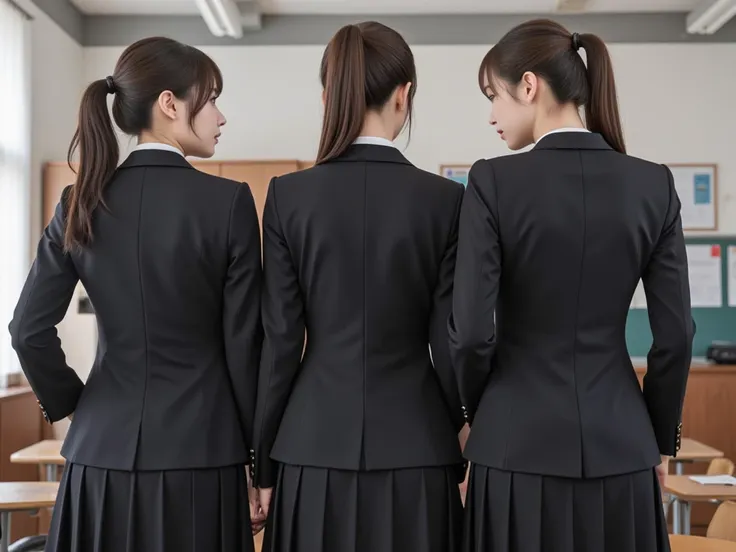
[105,76,116,94]
[571,33,581,51]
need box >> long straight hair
[65,37,223,252]
[316,22,417,164]
[479,19,625,154]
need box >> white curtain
[0,0,31,383]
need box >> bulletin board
[626,236,736,357]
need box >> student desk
[0,482,58,552]
[10,440,64,482]
[665,476,736,536]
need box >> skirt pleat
[463,465,670,552]
[263,463,463,552]
[46,462,254,552]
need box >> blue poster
[694,173,711,205]
[443,167,469,187]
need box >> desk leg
[671,461,685,533]
[45,464,56,482]
[0,512,11,552]
[682,501,692,535]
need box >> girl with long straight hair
[252,21,467,552]
[449,19,693,552]
[10,36,263,552]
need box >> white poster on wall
[686,244,722,308]
[668,165,717,230]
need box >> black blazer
[252,144,466,488]
[9,150,263,472]
[449,132,694,479]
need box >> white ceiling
[70,0,702,16]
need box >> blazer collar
[328,144,413,166]
[533,132,613,151]
[118,149,195,170]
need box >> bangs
[477,47,503,99]
[186,50,224,123]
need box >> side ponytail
[65,79,119,252]
[316,25,366,164]
[579,33,626,154]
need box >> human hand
[656,455,670,491]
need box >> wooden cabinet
[220,161,301,223]
[0,388,44,540]
[42,163,77,226]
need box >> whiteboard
[668,164,717,231]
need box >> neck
[360,111,397,142]
[533,105,585,142]
[138,131,185,154]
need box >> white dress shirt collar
[536,127,590,143]
[134,142,185,157]
[352,136,396,148]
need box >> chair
[707,501,736,543]
[708,459,735,477]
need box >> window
[0,0,31,383]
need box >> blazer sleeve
[253,177,305,488]
[8,186,84,423]
[223,183,263,459]
[641,165,694,457]
[447,160,501,425]
[429,183,468,432]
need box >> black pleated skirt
[463,464,670,552]
[46,462,255,552]
[262,463,464,552]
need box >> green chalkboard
[625,236,736,357]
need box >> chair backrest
[707,458,735,476]
[707,501,736,542]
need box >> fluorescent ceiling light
[687,0,736,34]
[194,0,244,38]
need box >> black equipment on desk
[706,341,736,364]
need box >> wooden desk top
[670,535,736,551]
[0,482,58,510]
[664,475,736,502]
[678,438,725,461]
[10,440,64,465]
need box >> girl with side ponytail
[10,36,266,552]
[451,18,691,552]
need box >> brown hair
[316,22,417,164]
[65,36,223,251]
[479,19,625,154]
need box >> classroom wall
[36,41,736,397]
[83,43,736,234]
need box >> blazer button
[37,402,50,423]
